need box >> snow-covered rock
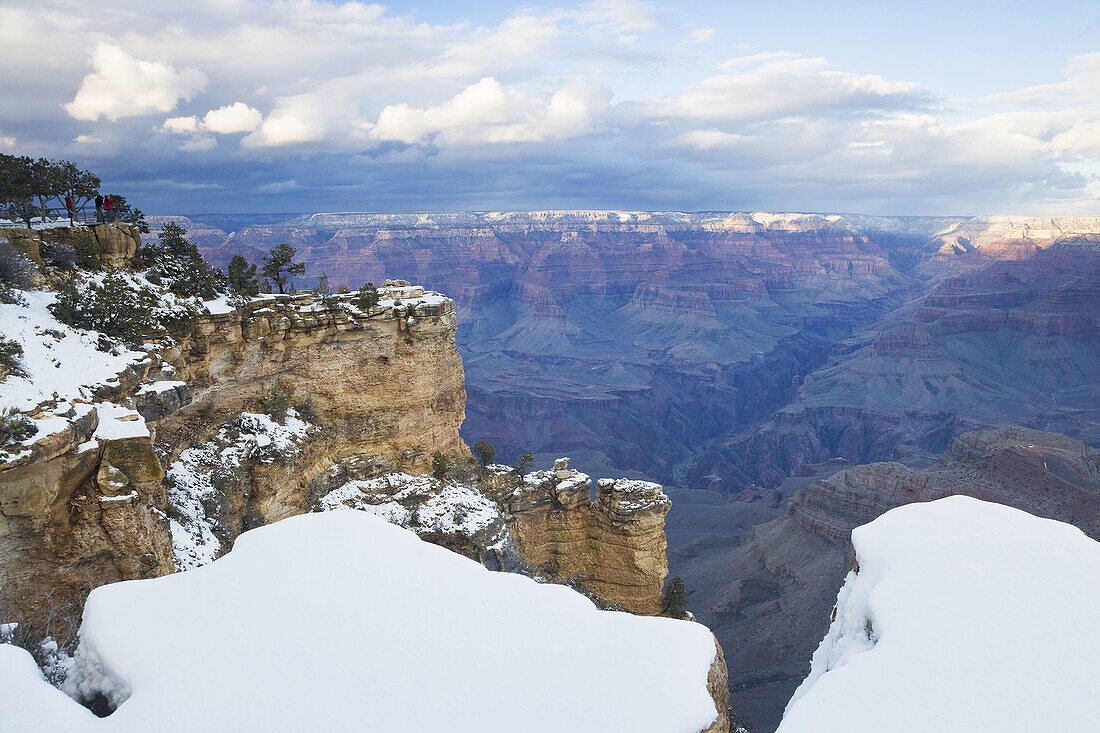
[0,511,724,732]
[778,496,1100,733]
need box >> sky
[1,0,1098,216]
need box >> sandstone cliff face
[0,223,141,268]
[674,426,1100,732]
[153,289,468,532]
[505,458,671,615]
[0,403,173,643]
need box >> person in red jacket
[104,194,114,222]
[64,194,75,224]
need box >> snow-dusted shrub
[0,334,25,377]
[40,241,76,271]
[48,272,199,348]
[0,406,37,449]
[0,242,35,304]
[138,222,226,299]
[49,273,157,346]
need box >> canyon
[181,211,1100,493]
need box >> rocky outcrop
[152,289,468,531]
[505,458,671,614]
[0,404,173,642]
[675,426,1100,732]
[0,223,142,268]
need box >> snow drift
[778,496,1100,733]
[0,511,721,732]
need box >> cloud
[685,28,715,45]
[658,53,929,121]
[202,102,262,134]
[0,131,14,150]
[65,43,206,121]
[369,77,611,146]
[162,116,200,134]
[577,0,658,33]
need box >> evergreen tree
[0,154,37,227]
[513,450,535,476]
[261,243,305,294]
[227,255,260,296]
[141,222,226,299]
[473,440,496,466]
[662,576,689,619]
[355,281,380,310]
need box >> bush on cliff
[0,242,36,304]
[227,255,260,297]
[50,273,156,345]
[473,440,496,467]
[513,450,535,475]
[140,222,225,299]
[662,576,689,619]
[0,335,25,378]
[355,282,379,310]
[40,241,76,271]
[0,407,37,450]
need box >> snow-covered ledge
[1,512,725,732]
[778,496,1100,733]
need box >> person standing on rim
[95,193,104,223]
[64,194,75,225]
[104,194,114,222]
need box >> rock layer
[506,458,672,614]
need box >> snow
[0,291,145,413]
[778,496,1100,733]
[200,296,235,315]
[0,646,93,729]
[318,472,502,539]
[91,402,150,440]
[0,512,722,732]
[165,410,314,571]
[135,380,185,395]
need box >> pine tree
[662,576,689,619]
[473,440,496,466]
[262,243,305,294]
[227,255,260,296]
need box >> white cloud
[162,116,200,134]
[180,135,217,152]
[577,0,658,33]
[369,77,611,146]
[65,43,206,121]
[685,28,715,44]
[202,102,262,134]
[0,131,14,150]
[245,102,327,147]
[659,53,928,121]
[72,134,102,145]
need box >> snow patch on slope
[166,410,313,571]
[778,496,1100,733]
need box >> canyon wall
[674,426,1100,731]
